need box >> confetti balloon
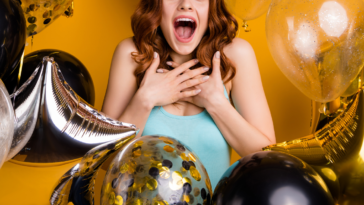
[21,0,73,37]
[212,151,334,205]
[266,0,364,102]
[102,135,212,205]
[0,79,14,169]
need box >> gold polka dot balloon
[101,135,212,205]
[20,0,74,37]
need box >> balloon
[224,0,271,21]
[0,0,26,82]
[264,89,364,204]
[7,56,136,164]
[50,133,135,205]
[266,0,364,102]
[20,0,73,37]
[212,151,334,205]
[101,135,212,205]
[6,49,95,105]
[0,79,14,169]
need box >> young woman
[102,0,276,189]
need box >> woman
[102,0,276,189]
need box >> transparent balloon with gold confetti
[101,135,212,205]
[20,0,74,37]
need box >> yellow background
[0,0,311,204]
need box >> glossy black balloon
[212,151,334,205]
[9,49,95,105]
[0,0,26,84]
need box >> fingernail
[215,51,220,59]
[154,52,158,59]
[203,66,209,71]
[195,89,201,94]
[156,69,163,73]
[166,61,172,66]
[203,76,209,81]
[194,59,199,63]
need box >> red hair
[131,0,238,87]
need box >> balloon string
[31,35,34,50]
[243,20,251,32]
[17,51,25,87]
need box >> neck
[170,50,193,64]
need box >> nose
[178,0,193,11]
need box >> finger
[166,61,180,68]
[146,52,160,74]
[177,66,210,83]
[170,59,199,76]
[178,88,201,99]
[179,75,209,90]
[212,51,222,79]
[156,68,169,73]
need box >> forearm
[206,97,275,157]
[118,90,153,138]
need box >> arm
[208,38,276,157]
[179,38,275,157]
[102,38,153,136]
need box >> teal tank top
[142,86,231,191]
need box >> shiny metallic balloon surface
[50,134,135,205]
[102,136,212,205]
[0,79,14,168]
[212,151,334,205]
[8,49,95,106]
[264,89,364,204]
[6,62,42,160]
[266,0,364,102]
[9,57,136,163]
[0,0,26,83]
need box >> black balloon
[8,49,95,105]
[212,151,334,205]
[0,0,26,88]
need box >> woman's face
[160,0,209,56]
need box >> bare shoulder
[223,38,256,67]
[112,37,140,71]
[116,37,138,54]
[222,38,257,92]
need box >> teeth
[176,18,195,23]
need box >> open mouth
[173,17,197,42]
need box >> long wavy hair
[131,0,238,87]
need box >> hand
[165,51,226,109]
[138,52,210,108]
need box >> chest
[163,82,232,116]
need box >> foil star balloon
[50,134,135,205]
[264,89,364,204]
[7,57,137,163]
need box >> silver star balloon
[0,79,15,169]
[7,56,137,163]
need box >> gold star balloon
[264,88,364,204]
